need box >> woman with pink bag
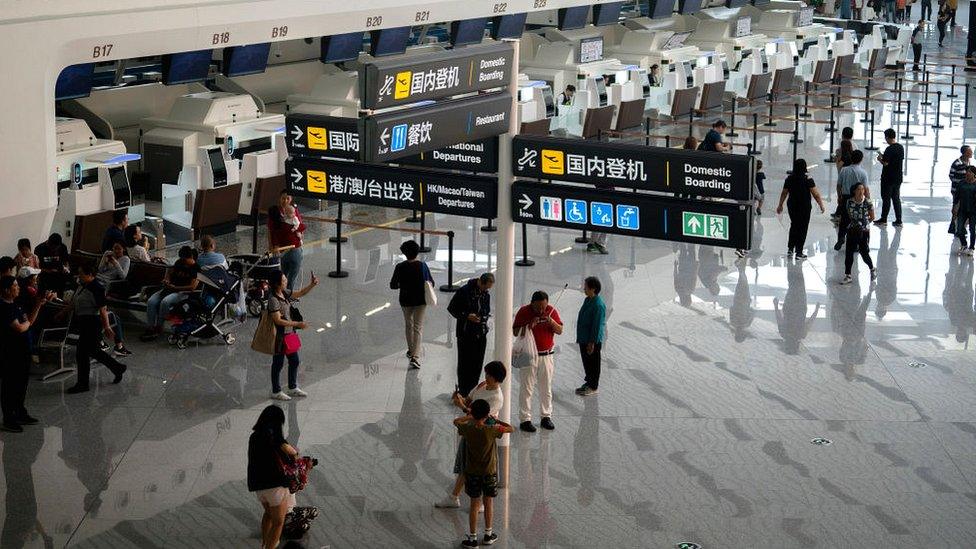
[267,269,318,401]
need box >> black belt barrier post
[963,84,973,120]
[860,79,871,122]
[329,201,348,243]
[328,215,349,279]
[644,117,651,146]
[764,93,776,127]
[922,71,932,105]
[665,135,671,148]
[575,230,589,244]
[406,209,421,223]
[439,231,460,292]
[800,81,812,117]
[481,218,497,232]
[688,110,694,136]
[751,113,761,155]
[922,53,928,78]
[932,90,944,129]
[790,103,803,144]
[826,93,837,133]
[516,223,535,267]
[418,213,431,253]
[894,75,904,114]
[825,97,836,162]
[865,109,878,151]
[948,65,959,98]
[728,100,739,137]
[902,100,913,140]
[251,211,259,254]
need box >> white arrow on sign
[687,216,701,231]
[290,168,303,185]
[290,126,303,141]
[519,194,532,211]
[380,127,390,146]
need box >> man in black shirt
[447,273,494,396]
[875,129,905,227]
[65,264,126,394]
[101,209,128,252]
[0,276,52,432]
[34,233,70,296]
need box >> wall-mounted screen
[678,0,703,15]
[451,18,488,46]
[735,17,751,38]
[648,0,676,19]
[108,166,131,208]
[222,44,271,77]
[321,32,364,63]
[491,13,528,39]
[558,6,590,30]
[162,50,213,85]
[578,36,604,63]
[55,63,95,100]
[369,27,412,57]
[592,2,625,26]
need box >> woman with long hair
[267,269,318,400]
[248,405,317,549]
[776,159,826,259]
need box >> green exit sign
[682,212,729,241]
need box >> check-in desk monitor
[206,147,228,188]
[594,76,608,107]
[107,166,132,209]
[542,87,556,118]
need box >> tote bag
[250,311,277,355]
[422,262,437,306]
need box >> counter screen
[558,6,590,30]
[369,27,412,57]
[592,2,625,26]
[55,63,95,100]
[162,50,213,85]
[222,44,271,77]
[321,32,363,63]
[491,13,527,39]
[678,0,703,15]
[108,167,131,208]
[451,18,488,47]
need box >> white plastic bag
[512,327,538,369]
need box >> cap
[17,266,40,278]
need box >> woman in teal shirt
[575,277,606,396]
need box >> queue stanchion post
[962,83,973,120]
[826,93,837,133]
[418,212,431,253]
[439,231,460,292]
[751,113,761,155]
[792,127,798,165]
[800,81,812,117]
[901,100,913,140]
[824,95,837,162]
[948,65,959,98]
[922,54,927,79]
[328,215,349,279]
[251,210,259,254]
[688,110,694,136]
[516,223,535,267]
[894,75,904,114]
[922,71,932,105]
[328,201,348,243]
[575,230,589,244]
[406,209,421,223]
[665,135,671,148]
[932,90,944,129]
[860,79,871,122]
[728,100,739,137]
[790,103,803,144]
[864,109,878,151]
[764,93,776,127]
[644,117,651,146]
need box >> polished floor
[6,20,976,549]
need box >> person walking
[0,276,50,432]
[953,165,976,255]
[937,3,949,46]
[776,159,827,259]
[390,240,434,369]
[842,183,878,284]
[267,269,319,401]
[65,264,127,394]
[575,276,607,397]
[447,273,494,397]
[949,145,972,235]
[875,129,905,227]
[920,0,932,19]
[947,0,957,25]
[911,20,925,71]
[513,290,563,432]
[268,190,306,290]
[835,150,870,251]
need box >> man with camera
[448,273,495,396]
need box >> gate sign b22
[512,135,754,202]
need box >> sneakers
[575,384,589,395]
[286,387,308,398]
[735,249,747,258]
[794,252,808,260]
[873,220,887,226]
[65,385,90,394]
[112,365,127,384]
[870,268,878,280]
[786,250,794,258]
[270,391,292,401]
[99,340,110,352]
[586,243,598,253]
[968,248,976,257]
[540,417,555,430]
[519,421,537,433]
[461,537,479,548]
[113,345,133,358]
[434,495,461,509]
[483,532,498,545]
[580,386,599,396]
[409,357,421,369]
[834,241,844,251]
[594,243,609,255]
[840,275,853,285]
[892,220,903,228]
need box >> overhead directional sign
[513,181,752,249]
[398,137,498,173]
[360,92,512,163]
[360,42,515,109]
[285,113,359,160]
[287,157,497,219]
[512,135,754,202]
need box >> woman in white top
[124,224,152,263]
[435,361,507,509]
[97,241,130,286]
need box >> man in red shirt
[512,291,563,432]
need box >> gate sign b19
[286,157,497,219]
[513,180,752,249]
[512,135,754,202]
[360,42,515,109]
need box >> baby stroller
[229,252,283,317]
[167,265,241,349]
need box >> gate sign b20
[512,135,754,202]
[360,42,515,109]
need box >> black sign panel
[398,137,498,173]
[512,135,753,202]
[285,113,359,160]
[512,181,752,249]
[287,157,497,219]
[361,42,514,109]
[360,92,511,163]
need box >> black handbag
[289,303,303,323]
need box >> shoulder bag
[250,310,277,355]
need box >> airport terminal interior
[2,0,976,547]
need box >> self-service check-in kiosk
[52,118,143,245]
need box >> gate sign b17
[360,42,515,109]
[512,135,754,202]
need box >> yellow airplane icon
[307,170,326,194]
[394,70,412,100]
[307,127,327,150]
[541,149,564,175]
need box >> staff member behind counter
[557,85,576,106]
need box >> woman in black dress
[776,159,826,259]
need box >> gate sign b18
[512,180,752,249]
[512,135,754,202]
[360,42,515,109]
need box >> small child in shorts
[454,399,513,547]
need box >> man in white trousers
[512,291,563,432]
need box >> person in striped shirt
[949,145,972,234]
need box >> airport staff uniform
[513,304,562,423]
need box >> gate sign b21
[512,135,754,202]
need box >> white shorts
[256,487,296,509]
